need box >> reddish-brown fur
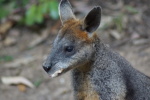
[61,19,97,43]
[75,63,99,100]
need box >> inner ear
[59,0,76,24]
[83,7,101,33]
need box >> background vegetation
[0,0,59,25]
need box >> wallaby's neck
[73,35,106,73]
[72,35,107,77]
[71,36,109,100]
[72,42,101,99]
[72,62,93,95]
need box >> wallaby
[42,0,150,100]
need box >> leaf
[0,0,5,4]
[0,55,13,62]
[24,0,59,25]
[42,2,49,14]
[1,76,35,88]
[125,6,138,14]
[113,14,124,32]
[0,7,9,19]
[33,79,42,87]
[49,0,59,20]
[21,0,29,7]
[25,4,37,25]
[35,5,44,23]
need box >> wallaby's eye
[65,46,74,52]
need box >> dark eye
[65,46,74,52]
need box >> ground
[0,0,150,100]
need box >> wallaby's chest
[76,80,99,100]
[72,67,99,100]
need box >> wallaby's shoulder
[92,41,150,99]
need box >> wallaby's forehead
[59,19,91,41]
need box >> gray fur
[72,38,150,100]
[43,0,150,99]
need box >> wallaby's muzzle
[42,61,65,78]
[43,57,64,77]
[42,53,69,78]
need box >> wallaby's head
[43,0,101,78]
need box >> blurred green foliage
[113,14,124,32]
[113,5,138,32]
[25,0,59,25]
[0,0,28,19]
[0,55,14,62]
[33,79,42,87]
[125,5,138,14]
[0,0,59,26]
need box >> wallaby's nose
[43,64,51,72]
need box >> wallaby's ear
[59,0,76,24]
[83,7,101,34]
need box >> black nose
[43,65,51,72]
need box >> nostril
[43,65,51,72]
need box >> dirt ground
[0,0,150,100]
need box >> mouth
[47,66,72,78]
[43,63,72,78]
[45,66,68,78]
[49,69,63,78]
